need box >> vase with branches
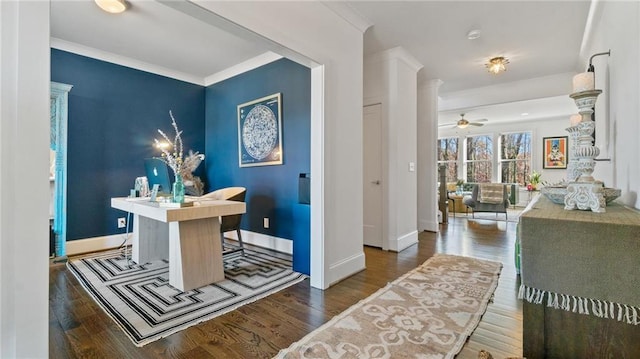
[154,111,204,201]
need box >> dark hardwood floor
[49,216,522,358]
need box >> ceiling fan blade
[469,122,484,127]
[438,122,457,127]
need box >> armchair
[200,187,247,254]
[463,184,511,220]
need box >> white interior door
[363,104,383,247]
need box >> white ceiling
[438,95,577,126]
[50,0,269,82]
[350,1,590,93]
[50,0,593,125]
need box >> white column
[0,1,50,357]
[417,79,443,232]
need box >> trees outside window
[442,132,532,185]
[466,135,493,183]
[437,137,459,183]
[500,132,532,185]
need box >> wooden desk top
[111,197,246,223]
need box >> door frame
[51,81,72,259]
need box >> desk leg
[132,214,169,264]
[168,217,224,292]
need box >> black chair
[200,187,247,254]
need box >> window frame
[464,133,494,183]
[437,136,460,184]
[499,131,532,186]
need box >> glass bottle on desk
[173,173,185,203]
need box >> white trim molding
[224,230,293,255]
[51,39,284,88]
[204,51,283,86]
[50,37,205,86]
[328,251,365,287]
[67,229,293,257]
[365,46,424,73]
[66,234,131,256]
[321,2,373,33]
[389,230,419,252]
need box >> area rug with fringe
[67,247,306,347]
[275,254,502,359]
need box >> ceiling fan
[439,114,488,129]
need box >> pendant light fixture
[95,0,127,14]
[486,56,509,75]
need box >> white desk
[111,197,246,291]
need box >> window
[500,132,532,185]
[437,137,459,183]
[465,135,493,183]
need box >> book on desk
[155,201,194,208]
[125,196,198,208]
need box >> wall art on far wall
[237,93,283,167]
[543,136,568,169]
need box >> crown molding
[51,38,285,88]
[365,46,423,73]
[321,2,373,33]
[50,37,205,86]
[204,51,283,86]
[420,78,444,89]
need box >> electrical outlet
[263,217,270,229]
[117,217,126,228]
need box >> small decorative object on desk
[154,111,204,203]
[528,171,541,191]
[172,173,185,203]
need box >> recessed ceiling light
[521,112,529,116]
[467,29,481,40]
[95,0,127,14]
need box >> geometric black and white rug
[67,247,306,347]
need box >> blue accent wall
[51,49,205,241]
[205,59,311,274]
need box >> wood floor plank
[49,218,523,358]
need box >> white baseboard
[389,230,418,252]
[419,219,439,233]
[66,229,292,257]
[66,233,130,256]
[225,230,292,255]
[328,251,366,286]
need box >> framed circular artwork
[237,93,283,167]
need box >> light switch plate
[409,162,415,172]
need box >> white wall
[193,1,366,287]
[392,57,419,249]
[439,115,572,186]
[364,48,422,251]
[0,2,50,358]
[582,1,640,208]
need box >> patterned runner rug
[67,247,306,347]
[275,254,502,359]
